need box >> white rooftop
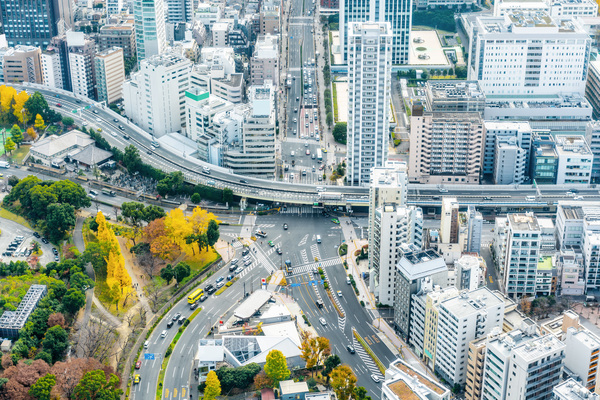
[234,289,272,319]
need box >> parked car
[135,361,142,369]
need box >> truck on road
[255,230,268,238]
[102,188,116,197]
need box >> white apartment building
[346,22,392,186]
[164,0,193,23]
[493,0,598,17]
[585,121,600,181]
[68,35,96,100]
[564,327,600,391]
[554,379,600,400]
[185,88,235,163]
[133,0,167,61]
[440,197,459,244]
[212,22,230,47]
[340,0,412,64]
[123,52,192,136]
[481,332,564,400]
[107,0,124,16]
[196,4,222,26]
[470,11,591,97]
[371,204,423,306]
[40,47,64,90]
[435,287,505,386]
[494,136,528,185]
[467,205,483,254]
[559,249,586,296]
[584,224,600,290]
[554,135,594,185]
[483,121,532,179]
[456,255,482,291]
[502,213,541,300]
[250,34,278,86]
[94,47,125,104]
[223,82,276,177]
[394,247,448,339]
[382,359,451,400]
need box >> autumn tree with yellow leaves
[95,212,132,308]
[143,206,219,262]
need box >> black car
[41,238,49,244]
[167,320,174,328]
[33,232,40,238]
[123,134,130,140]
[118,125,125,130]
[347,345,356,354]
[242,248,250,256]
[190,302,198,310]
[172,312,181,321]
[93,109,98,114]
[239,179,248,184]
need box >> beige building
[94,47,125,104]
[3,45,43,84]
[409,109,484,184]
[259,4,280,35]
[98,19,137,59]
[250,34,279,86]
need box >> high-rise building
[41,46,65,89]
[0,0,73,48]
[94,47,125,104]
[585,121,600,182]
[481,332,564,400]
[371,204,423,306]
[502,213,541,299]
[224,81,276,177]
[346,22,392,186]
[2,45,43,84]
[67,33,96,100]
[339,0,411,64]
[554,379,600,400]
[123,52,192,136]
[466,206,483,254]
[435,288,505,386]
[440,197,459,244]
[470,11,591,96]
[164,0,194,23]
[394,246,448,340]
[250,34,279,86]
[409,82,485,185]
[134,0,167,61]
[483,122,532,178]
[98,19,137,60]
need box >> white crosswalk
[237,261,259,278]
[300,249,309,264]
[254,246,277,275]
[258,224,276,228]
[310,243,321,261]
[232,241,244,250]
[291,257,341,275]
[280,206,318,214]
[352,334,384,379]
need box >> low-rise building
[564,327,600,392]
[279,381,309,400]
[382,359,451,400]
[3,45,42,84]
[553,378,600,400]
[554,135,594,185]
[30,130,95,166]
[0,285,47,338]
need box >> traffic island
[353,328,386,375]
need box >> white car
[319,317,327,326]
[337,290,342,297]
[160,330,168,338]
[371,374,381,383]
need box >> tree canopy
[264,350,290,388]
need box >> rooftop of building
[507,10,555,27]
[397,247,447,280]
[390,360,448,396]
[554,135,593,156]
[554,378,600,400]
[483,121,532,131]
[279,380,309,395]
[485,93,591,109]
[349,21,391,35]
[31,130,94,158]
[371,161,407,187]
[513,333,565,361]
[440,287,504,317]
[488,329,540,359]
[537,256,554,271]
[427,81,485,101]
[567,327,600,350]
[508,213,540,231]
[95,47,123,58]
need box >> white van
[316,187,325,192]
[526,195,536,201]
[316,235,321,244]
[144,341,149,349]
[291,151,295,157]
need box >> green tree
[324,354,341,376]
[25,92,51,123]
[7,175,19,187]
[332,122,347,144]
[50,180,91,209]
[455,66,468,78]
[143,205,166,222]
[354,387,371,400]
[29,373,56,400]
[28,185,58,220]
[34,114,46,131]
[330,365,357,400]
[121,201,146,226]
[160,265,174,284]
[420,70,429,80]
[63,288,86,315]
[222,188,233,204]
[62,116,74,126]
[10,124,23,147]
[204,370,221,400]
[264,349,290,388]
[174,262,191,284]
[4,137,15,154]
[46,203,76,242]
[123,145,142,173]
[191,193,201,204]
[70,271,93,291]
[42,325,69,363]
[206,220,220,247]
[326,112,333,127]
[73,370,123,400]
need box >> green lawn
[12,145,30,164]
[0,207,34,230]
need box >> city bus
[316,149,322,161]
[188,288,204,304]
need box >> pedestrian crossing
[258,224,276,228]
[238,261,260,278]
[352,333,384,379]
[232,241,244,250]
[300,249,309,264]
[254,246,277,275]
[310,244,321,261]
[291,257,341,275]
[280,206,319,214]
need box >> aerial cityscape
[0,0,599,399]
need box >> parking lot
[0,217,58,265]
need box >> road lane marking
[372,335,380,343]
[164,389,169,398]
[182,388,186,398]
[173,388,178,398]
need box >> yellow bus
[188,288,204,304]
